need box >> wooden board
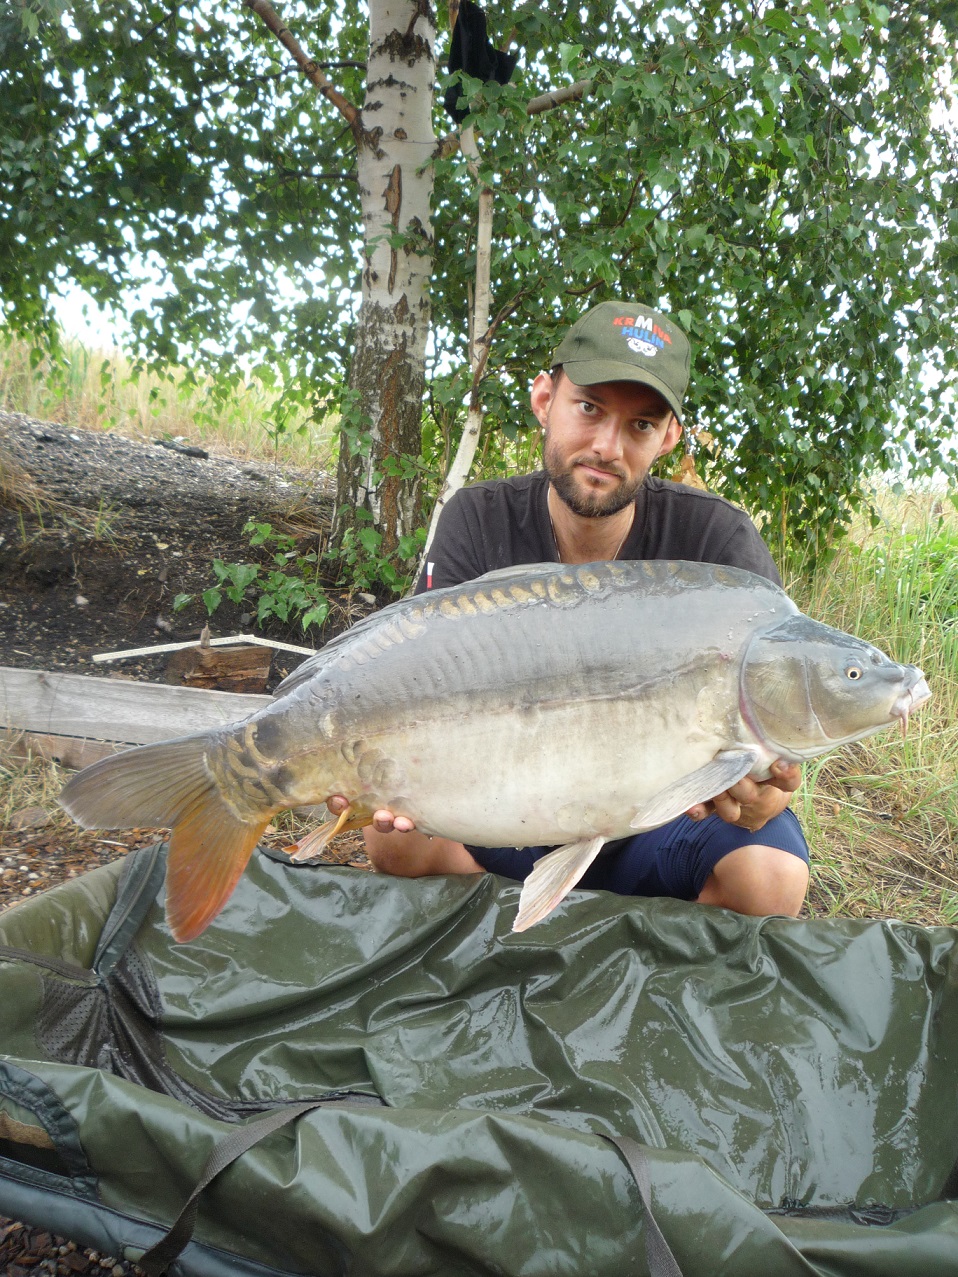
[0,667,271,762]
[0,727,126,769]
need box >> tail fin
[60,735,270,943]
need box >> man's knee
[695,844,809,917]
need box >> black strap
[0,843,166,985]
[601,1133,685,1277]
[0,944,98,985]
[138,1113,684,1277]
[135,1098,360,1275]
[94,841,167,976]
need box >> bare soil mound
[0,410,350,682]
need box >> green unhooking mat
[1,844,957,1276]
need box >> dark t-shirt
[416,470,780,592]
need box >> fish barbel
[60,560,931,941]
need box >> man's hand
[686,760,802,833]
[327,795,416,834]
[326,796,481,877]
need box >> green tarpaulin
[1,844,957,1275]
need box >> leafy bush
[174,520,330,632]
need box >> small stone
[10,806,52,831]
[75,595,89,607]
[62,1252,92,1271]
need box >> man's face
[531,372,682,518]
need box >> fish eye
[846,665,863,680]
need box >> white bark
[333,0,438,552]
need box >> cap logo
[612,313,672,359]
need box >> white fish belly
[349,696,739,847]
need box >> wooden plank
[0,727,126,769]
[0,667,271,747]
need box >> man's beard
[543,434,646,518]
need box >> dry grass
[0,749,73,838]
[0,329,336,467]
[786,490,958,924]
[0,442,123,547]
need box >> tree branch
[433,76,594,161]
[243,0,361,132]
[526,78,593,116]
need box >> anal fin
[512,835,606,933]
[286,803,374,863]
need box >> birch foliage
[2,0,957,565]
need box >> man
[333,300,809,917]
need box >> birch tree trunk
[331,0,438,559]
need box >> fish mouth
[892,671,932,736]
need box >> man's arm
[700,514,802,823]
[334,487,496,876]
[414,488,489,593]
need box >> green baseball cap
[552,300,691,422]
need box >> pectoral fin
[512,835,606,933]
[629,749,759,831]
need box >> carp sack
[60,560,931,942]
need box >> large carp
[61,560,930,942]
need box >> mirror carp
[60,560,931,942]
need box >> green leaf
[202,588,222,616]
[558,42,584,73]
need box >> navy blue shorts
[467,809,809,901]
